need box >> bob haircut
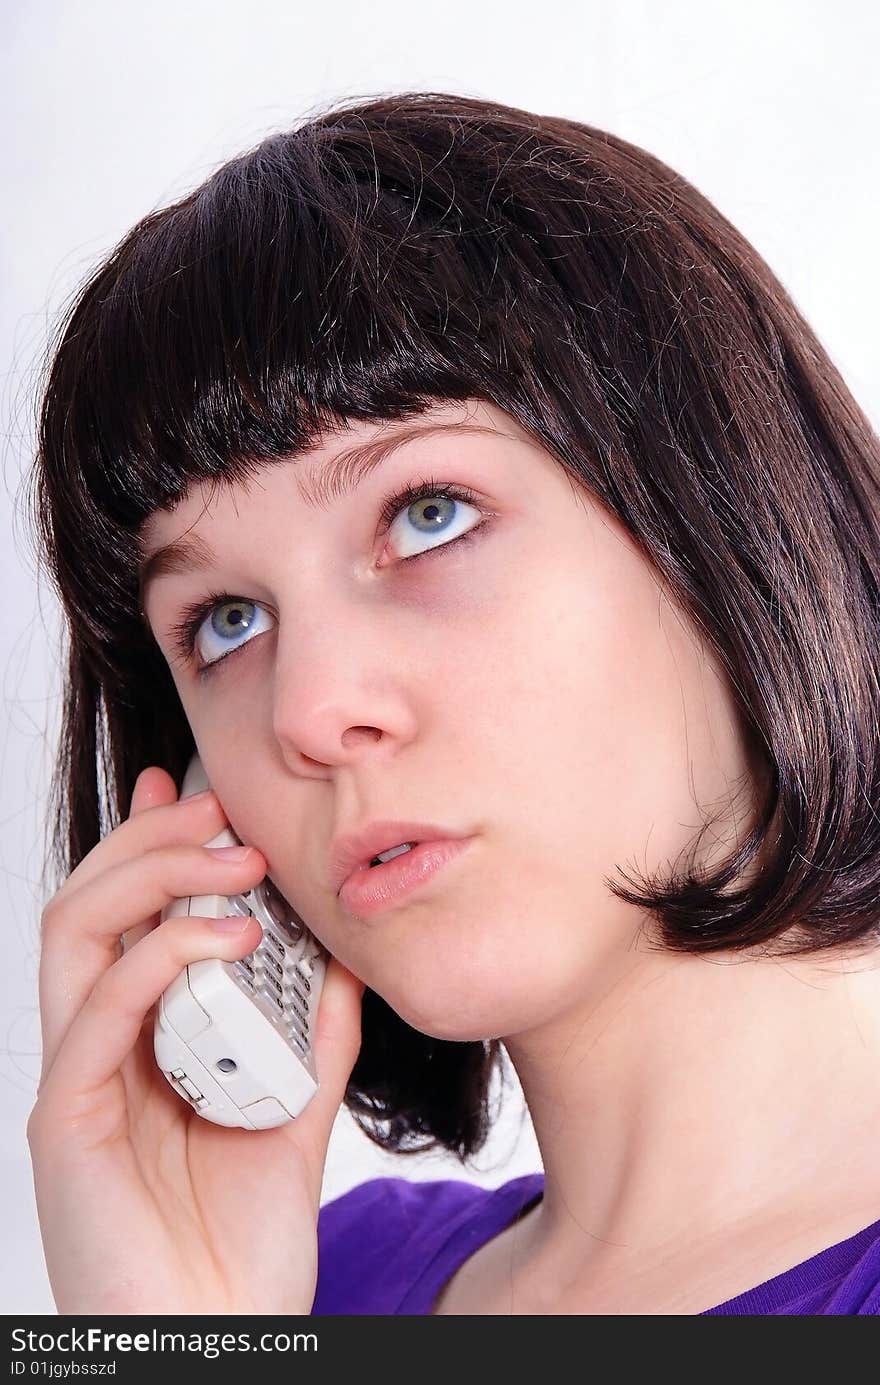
[27,90,880,1162]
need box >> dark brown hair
[25,90,880,1162]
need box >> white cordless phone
[153,753,329,1129]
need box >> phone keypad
[223,881,326,1059]
[264,930,286,961]
[263,952,283,980]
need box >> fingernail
[211,915,257,934]
[208,845,254,861]
[186,789,215,803]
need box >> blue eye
[177,597,273,674]
[384,486,482,558]
[167,477,487,678]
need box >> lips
[330,820,473,894]
[338,837,474,916]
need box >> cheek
[431,536,702,887]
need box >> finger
[38,786,233,1081]
[120,768,181,956]
[31,909,264,1128]
[38,841,266,1080]
[285,955,366,1186]
[50,767,224,908]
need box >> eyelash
[167,477,487,678]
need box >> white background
[1,0,877,1314]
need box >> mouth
[337,837,475,917]
[330,820,474,895]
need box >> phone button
[177,1073,206,1104]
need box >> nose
[270,605,418,773]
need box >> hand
[27,766,364,1315]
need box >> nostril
[341,726,383,750]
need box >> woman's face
[139,399,760,1041]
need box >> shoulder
[311,1173,543,1315]
[703,1211,880,1315]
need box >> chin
[377,979,538,1045]
[405,1016,500,1044]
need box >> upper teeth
[371,842,415,865]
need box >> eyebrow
[137,419,498,607]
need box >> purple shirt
[311,1173,880,1314]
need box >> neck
[503,940,880,1288]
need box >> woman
[25,91,880,1315]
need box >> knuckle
[147,842,209,869]
[26,1099,47,1145]
[118,842,191,889]
[40,896,67,937]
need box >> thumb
[291,954,366,1172]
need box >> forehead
[136,399,540,598]
[142,401,522,529]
